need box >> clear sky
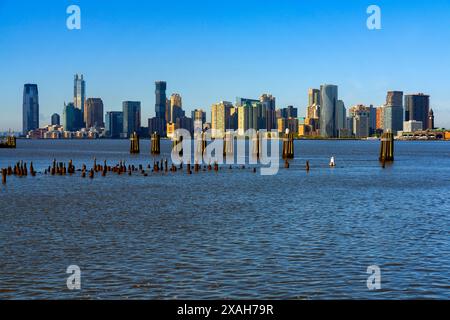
[1,0,450,130]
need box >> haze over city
[1,0,450,130]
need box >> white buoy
[329,156,336,167]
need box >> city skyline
[2,0,450,130]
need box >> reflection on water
[0,139,449,299]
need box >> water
[0,139,449,299]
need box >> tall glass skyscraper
[22,84,39,135]
[105,111,123,138]
[319,84,338,138]
[123,101,141,137]
[384,91,404,134]
[155,81,167,120]
[74,74,86,119]
[63,102,83,132]
[404,93,430,129]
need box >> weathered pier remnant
[172,133,183,157]
[379,131,394,162]
[223,131,234,157]
[130,132,140,154]
[282,130,294,160]
[306,160,310,172]
[2,168,6,184]
[252,131,260,159]
[151,132,161,155]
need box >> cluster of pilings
[1,161,37,184]
[130,132,140,154]
[379,132,394,164]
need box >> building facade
[85,98,104,128]
[74,74,86,119]
[23,84,39,135]
[404,93,430,130]
[123,101,141,137]
[319,84,338,138]
[105,111,123,138]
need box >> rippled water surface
[0,139,449,299]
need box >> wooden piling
[379,132,394,162]
[130,132,140,154]
[151,132,160,155]
[282,131,294,160]
[2,168,6,184]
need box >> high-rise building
[74,74,86,119]
[63,102,83,132]
[105,111,123,138]
[319,84,338,138]
[404,93,430,129]
[428,109,435,130]
[349,105,370,138]
[384,91,404,134]
[85,98,104,128]
[123,101,141,137]
[376,106,385,130]
[308,88,321,107]
[368,105,377,135]
[155,81,167,120]
[237,99,262,135]
[336,100,346,133]
[211,101,233,138]
[168,93,184,123]
[403,120,423,133]
[192,109,207,132]
[51,113,60,126]
[22,84,39,135]
[260,94,276,131]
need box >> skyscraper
[260,94,276,131]
[319,84,338,138]
[336,100,346,133]
[211,101,233,138]
[192,109,207,132]
[63,102,83,132]
[404,93,430,129]
[155,81,167,120]
[85,98,104,128]
[384,91,404,134]
[169,93,184,123]
[308,88,321,107]
[349,105,370,138]
[22,84,39,135]
[105,111,123,138]
[51,113,60,126]
[74,74,86,120]
[123,101,141,137]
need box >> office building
[74,74,86,117]
[51,113,60,126]
[85,98,104,128]
[405,93,430,129]
[23,84,39,135]
[403,120,423,133]
[105,111,123,138]
[63,102,83,132]
[211,101,233,138]
[320,84,338,138]
[155,81,167,120]
[123,101,141,137]
[384,91,404,134]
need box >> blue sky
[1,0,450,130]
